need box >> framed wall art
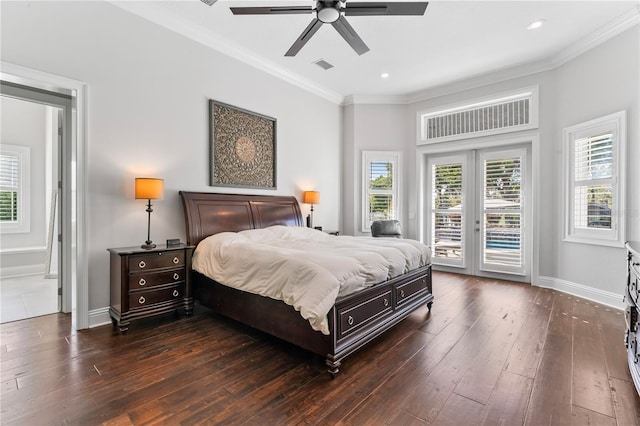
[209,100,277,189]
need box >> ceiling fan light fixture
[381,72,390,78]
[317,3,341,23]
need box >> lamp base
[141,241,156,250]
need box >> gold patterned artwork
[209,101,277,189]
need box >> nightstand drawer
[129,285,184,309]
[129,251,185,272]
[130,269,184,290]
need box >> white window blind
[431,162,463,261]
[0,152,20,222]
[483,156,523,270]
[0,144,30,233]
[362,151,401,233]
[574,133,613,230]
[564,111,625,247]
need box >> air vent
[313,59,334,70]
[419,88,538,144]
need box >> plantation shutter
[369,160,394,222]
[0,152,20,222]
[574,133,613,230]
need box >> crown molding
[108,1,344,105]
[550,5,640,68]
[342,94,409,106]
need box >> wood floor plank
[504,301,551,378]
[430,392,486,426]
[524,291,575,426]
[572,315,615,417]
[481,370,533,426]
[454,307,527,404]
[610,377,640,425]
[571,405,616,426]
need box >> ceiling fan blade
[344,2,428,16]
[331,16,369,56]
[285,18,324,57]
[230,6,313,15]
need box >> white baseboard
[536,276,624,310]
[0,264,45,279]
[88,306,111,328]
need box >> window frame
[563,111,626,247]
[0,144,31,234]
[362,150,401,233]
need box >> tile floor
[0,275,58,323]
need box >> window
[362,151,401,233]
[564,111,626,247]
[0,144,30,233]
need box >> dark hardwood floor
[1,272,639,425]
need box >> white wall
[1,1,342,311]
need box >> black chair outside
[371,220,402,238]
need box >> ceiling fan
[230,1,429,57]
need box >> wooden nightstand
[108,244,194,333]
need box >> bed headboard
[179,191,304,246]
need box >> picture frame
[209,100,277,189]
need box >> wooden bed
[180,191,433,376]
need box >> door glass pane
[482,156,523,272]
[431,162,463,262]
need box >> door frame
[1,62,89,330]
[417,131,540,285]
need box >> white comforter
[193,225,431,335]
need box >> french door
[426,145,531,282]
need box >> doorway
[0,83,69,322]
[425,144,532,283]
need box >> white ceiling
[114,0,640,104]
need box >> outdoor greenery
[0,191,18,222]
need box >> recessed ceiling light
[381,73,390,78]
[527,19,546,30]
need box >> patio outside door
[426,145,531,282]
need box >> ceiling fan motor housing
[317,1,342,23]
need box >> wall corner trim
[88,307,111,329]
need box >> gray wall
[1,1,343,311]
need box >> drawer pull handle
[173,257,180,264]
[138,260,146,269]
[138,278,146,286]
[173,290,179,297]
[173,273,180,281]
[138,296,146,305]
[400,290,405,298]
[383,298,389,307]
[347,315,354,326]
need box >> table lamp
[302,190,320,228]
[135,177,164,249]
